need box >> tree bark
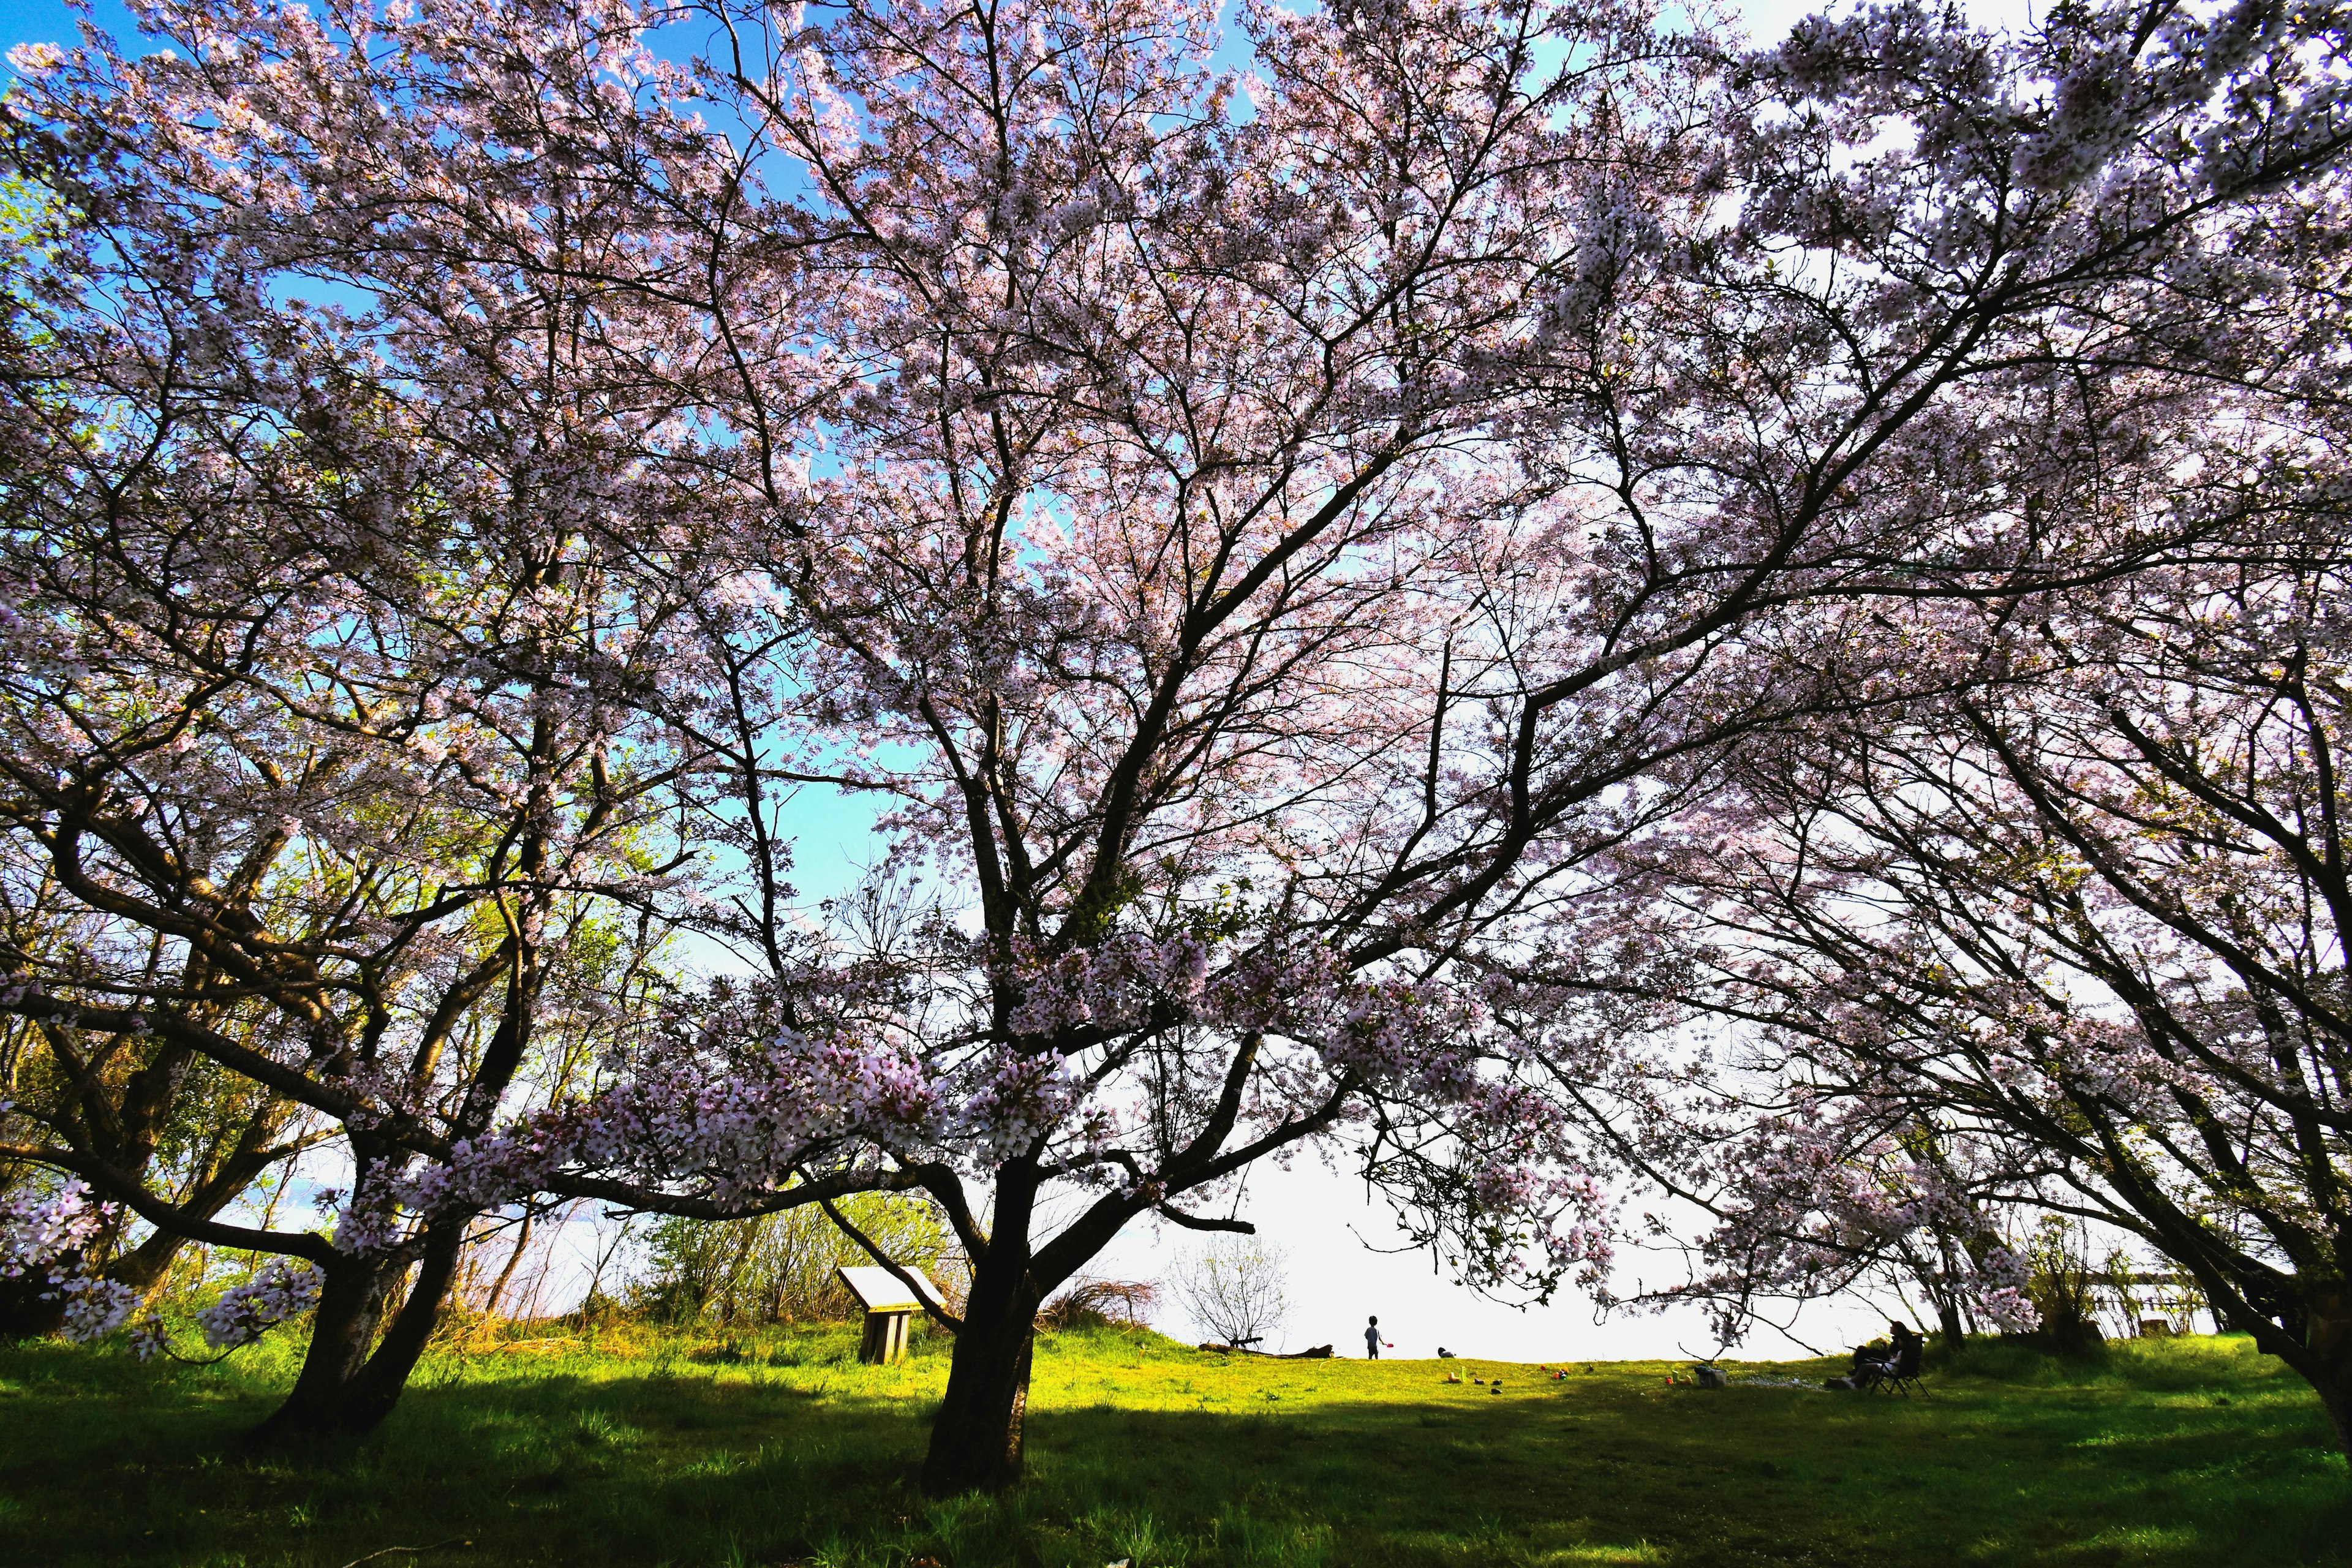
[922,1164,1040,1494]
[921,1284,1038,1494]
[336,1222,467,1431]
[1937,1298,1967,1352]
[245,1221,466,1446]
[246,1250,397,1446]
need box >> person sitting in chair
[1852,1320,1926,1395]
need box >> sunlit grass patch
[0,1328,2345,1565]
[2059,1523,2204,1558]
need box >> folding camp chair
[1864,1338,1924,1396]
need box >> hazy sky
[0,0,2057,1361]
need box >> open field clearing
[1,1329,2342,1567]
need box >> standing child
[1365,1315,1384,1359]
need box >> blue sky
[3,0,130,58]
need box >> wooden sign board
[837,1265,945,1314]
[837,1265,944,1365]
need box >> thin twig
[334,1539,471,1568]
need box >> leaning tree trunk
[246,1221,467,1446]
[2192,1277,2352,1476]
[247,933,540,1446]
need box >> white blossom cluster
[0,1177,108,1280]
[197,1260,324,1350]
[0,1179,151,1343]
[58,1274,143,1341]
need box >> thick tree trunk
[336,1222,467,1431]
[246,1251,396,1446]
[2316,1375,2352,1463]
[921,1283,1039,1494]
[246,1223,466,1446]
[922,1166,1041,1494]
[109,1230,187,1294]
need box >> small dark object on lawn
[1198,1340,1332,1359]
[1490,1384,1502,1393]
[1473,1376,1485,1384]
[1692,1364,1728,1389]
[1438,1347,1455,1358]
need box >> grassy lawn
[0,1325,2343,1567]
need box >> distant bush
[1038,1278,1158,1332]
[1172,1237,1287,1348]
[630,1195,958,1328]
[2018,1216,2107,1358]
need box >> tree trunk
[0,1265,69,1340]
[922,1166,1041,1494]
[1937,1298,1967,1352]
[336,1223,466,1430]
[246,1250,397,1446]
[921,1282,1039,1494]
[246,1223,466,1446]
[108,1229,189,1295]
[2315,1374,2352,1463]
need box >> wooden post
[860,1308,913,1364]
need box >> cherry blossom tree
[1441,0,2352,1429]
[436,0,2352,1492]
[0,0,747,1436]
[7,0,2348,1493]
[1632,526,2352,1442]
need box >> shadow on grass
[0,1335,2344,1567]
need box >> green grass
[0,1325,2343,1566]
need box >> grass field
[1,1323,2345,1567]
